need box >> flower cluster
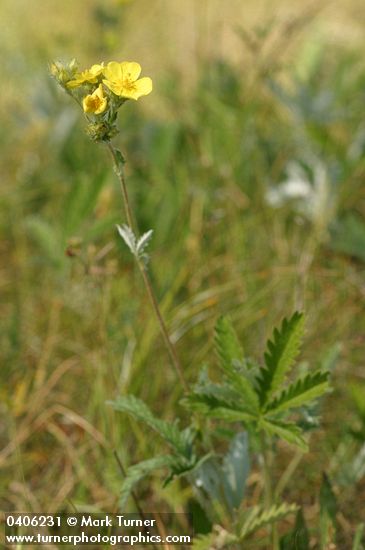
[50,60,152,141]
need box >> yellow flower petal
[102,61,152,100]
[128,77,153,100]
[90,63,104,75]
[103,61,123,81]
[82,84,107,114]
[120,61,141,81]
[67,63,104,88]
[102,79,122,95]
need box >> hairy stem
[106,141,188,392]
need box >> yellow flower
[67,63,104,88]
[103,61,152,100]
[82,84,108,115]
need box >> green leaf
[214,317,259,410]
[119,455,174,508]
[265,370,330,414]
[183,381,241,409]
[320,473,337,523]
[280,508,310,550]
[193,457,225,503]
[182,372,258,424]
[215,316,243,369]
[193,529,237,550]
[117,224,137,255]
[115,149,126,166]
[257,312,305,406]
[191,404,256,423]
[193,432,250,514]
[240,503,298,539]
[260,418,308,451]
[319,473,337,548]
[109,395,193,456]
[164,451,213,488]
[222,432,250,511]
[183,389,256,423]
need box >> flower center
[123,78,137,92]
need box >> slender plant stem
[260,433,273,509]
[260,433,279,550]
[275,450,303,499]
[106,142,188,392]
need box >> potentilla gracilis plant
[50,59,187,391]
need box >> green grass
[1,2,365,547]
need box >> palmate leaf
[229,369,260,412]
[240,502,299,539]
[109,395,192,456]
[215,317,259,410]
[265,370,330,414]
[257,312,305,406]
[185,398,256,423]
[260,418,308,451]
[119,455,175,508]
[183,385,256,424]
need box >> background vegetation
[1,0,365,547]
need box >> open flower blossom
[51,59,152,141]
[103,61,153,100]
[67,63,105,88]
[82,84,108,115]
